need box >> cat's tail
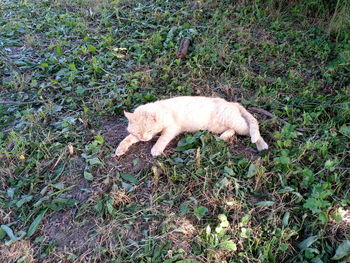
[235,103,268,150]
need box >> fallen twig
[249,106,306,132]
[177,38,190,60]
[249,107,289,125]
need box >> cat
[113,96,268,157]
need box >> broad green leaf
[215,225,225,236]
[121,173,139,184]
[324,159,336,171]
[84,170,94,181]
[282,212,290,226]
[241,215,250,225]
[340,125,350,137]
[219,240,237,251]
[318,211,328,224]
[180,203,189,215]
[27,209,47,237]
[0,227,7,240]
[87,157,102,166]
[216,177,229,189]
[106,200,116,216]
[311,257,323,263]
[224,166,234,176]
[94,135,105,144]
[247,163,258,178]
[176,136,198,151]
[304,197,330,214]
[55,45,63,56]
[279,243,289,252]
[7,187,15,199]
[331,212,343,223]
[76,86,85,94]
[332,240,350,260]
[194,206,208,220]
[240,227,252,238]
[1,225,25,245]
[69,63,77,71]
[1,225,18,241]
[16,195,33,208]
[280,156,290,164]
[87,44,97,52]
[298,235,318,251]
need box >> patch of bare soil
[42,209,96,250]
[41,157,98,252]
[61,156,97,202]
[39,147,162,255]
[228,139,261,160]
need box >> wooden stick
[249,107,289,125]
[249,106,306,132]
[177,38,190,60]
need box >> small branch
[249,107,306,132]
[177,38,190,60]
[0,100,41,105]
[249,107,289,125]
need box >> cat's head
[124,109,162,141]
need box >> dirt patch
[60,157,96,202]
[41,157,99,252]
[42,209,96,250]
[228,139,261,160]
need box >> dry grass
[0,241,34,263]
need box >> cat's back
[154,96,233,131]
[157,96,227,110]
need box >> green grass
[0,0,349,262]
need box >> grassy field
[0,0,349,262]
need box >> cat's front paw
[113,146,127,157]
[151,146,163,157]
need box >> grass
[0,0,349,262]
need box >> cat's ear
[124,111,134,120]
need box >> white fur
[113,96,268,157]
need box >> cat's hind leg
[220,129,236,141]
[113,134,140,157]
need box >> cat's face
[124,110,162,141]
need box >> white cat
[113,96,268,157]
